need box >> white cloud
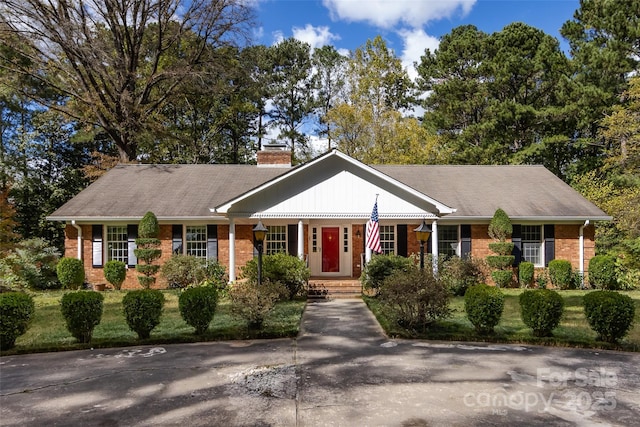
[271,30,285,45]
[292,24,341,49]
[398,28,440,81]
[323,0,476,29]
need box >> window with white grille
[107,225,128,263]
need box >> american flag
[366,201,382,254]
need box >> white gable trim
[213,150,456,216]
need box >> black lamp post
[253,220,268,286]
[414,220,432,270]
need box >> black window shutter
[287,224,297,257]
[544,224,555,266]
[172,225,183,255]
[397,224,407,257]
[207,225,218,261]
[92,225,103,268]
[511,224,522,266]
[461,225,472,259]
[127,225,138,267]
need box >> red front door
[322,227,340,273]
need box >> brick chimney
[257,143,292,168]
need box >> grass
[365,289,640,352]
[2,290,306,355]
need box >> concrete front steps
[308,277,363,299]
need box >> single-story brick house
[48,146,610,289]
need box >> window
[438,225,459,258]
[380,225,395,255]
[312,227,317,253]
[107,225,128,263]
[266,225,286,254]
[522,225,543,266]
[186,225,207,258]
[343,227,349,253]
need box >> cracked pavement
[1,299,640,426]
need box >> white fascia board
[213,150,456,215]
[230,212,439,219]
[48,216,228,223]
[443,215,613,222]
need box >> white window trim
[521,224,545,267]
[104,224,128,264]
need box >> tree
[0,0,254,162]
[266,38,315,163]
[134,211,162,289]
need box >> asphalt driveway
[1,299,639,426]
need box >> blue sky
[253,0,580,77]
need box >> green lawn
[3,290,306,355]
[365,289,640,352]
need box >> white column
[228,218,236,282]
[365,221,372,263]
[297,220,304,260]
[431,220,439,275]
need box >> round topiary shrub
[519,262,534,288]
[464,284,505,334]
[122,289,165,339]
[178,286,219,334]
[548,259,573,290]
[0,292,35,350]
[519,289,564,337]
[488,208,512,242]
[104,260,127,290]
[491,270,513,288]
[56,257,85,290]
[360,254,413,295]
[488,242,515,256]
[60,291,104,343]
[588,255,618,290]
[583,291,635,343]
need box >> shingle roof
[48,161,609,221]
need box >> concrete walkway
[1,299,640,426]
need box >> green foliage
[178,286,219,335]
[162,255,207,288]
[360,254,413,294]
[378,266,451,331]
[486,255,516,270]
[464,285,505,334]
[583,291,636,343]
[536,269,550,289]
[0,292,35,350]
[589,255,618,289]
[491,270,514,288]
[138,212,160,238]
[518,262,535,288]
[488,242,514,256]
[134,212,161,289]
[440,256,486,296]
[241,253,310,300]
[228,280,287,328]
[122,290,165,339]
[56,257,85,290]
[488,209,512,242]
[104,260,127,290]
[60,291,104,343]
[519,289,564,337]
[548,260,574,289]
[0,238,61,290]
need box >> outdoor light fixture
[356,229,361,239]
[253,220,268,286]
[414,220,432,270]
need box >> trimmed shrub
[60,291,104,343]
[519,289,564,337]
[583,291,635,343]
[104,260,127,290]
[464,285,505,334]
[162,255,207,289]
[488,208,512,241]
[491,270,513,288]
[379,266,451,331]
[122,290,165,339]
[229,279,286,328]
[360,254,413,294]
[518,262,534,288]
[488,242,514,256]
[134,211,162,289]
[588,255,618,290]
[179,286,219,334]
[56,257,85,290]
[440,256,486,296]
[241,253,309,300]
[548,260,573,289]
[486,255,516,270]
[0,292,35,350]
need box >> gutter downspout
[579,220,590,288]
[71,220,82,260]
